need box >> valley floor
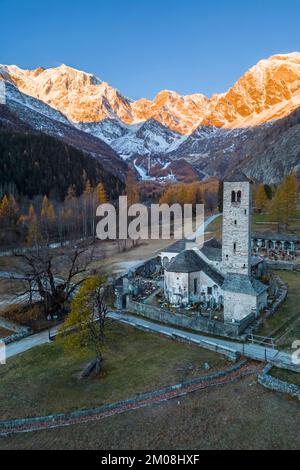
[1,214,300,449]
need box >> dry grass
[0,327,13,338]
[257,271,300,346]
[270,367,300,387]
[1,374,299,450]
[0,322,227,421]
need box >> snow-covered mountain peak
[1,63,133,124]
[3,53,300,134]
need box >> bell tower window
[237,191,242,203]
[231,191,236,203]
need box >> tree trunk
[95,353,103,374]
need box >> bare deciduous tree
[14,242,95,319]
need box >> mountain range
[1,52,300,194]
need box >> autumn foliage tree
[26,204,41,246]
[253,184,269,212]
[268,173,298,229]
[40,195,56,239]
[125,170,139,206]
[0,194,19,245]
[96,183,108,205]
[58,276,109,375]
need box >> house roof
[222,273,268,296]
[166,250,224,286]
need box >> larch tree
[0,194,19,245]
[83,179,94,238]
[268,186,286,231]
[58,276,109,375]
[96,182,108,205]
[26,204,41,246]
[281,173,298,228]
[62,185,78,239]
[40,195,56,239]
[254,184,269,212]
[125,170,139,206]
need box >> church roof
[225,170,253,183]
[166,250,203,273]
[166,250,224,285]
[162,239,187,253]
[222,273,268,296]
[204,238,222,249]
[201,238,222,261]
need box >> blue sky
[1,0,300,99]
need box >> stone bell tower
[222,171,252,276]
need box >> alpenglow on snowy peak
[1,53,300,185]
[1,53,300,134]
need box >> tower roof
[225,169,253,183]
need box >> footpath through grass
[0,322,227,421]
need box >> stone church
[162,171,268,323]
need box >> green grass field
[270,367,300,387]
[0,322,227,421]
[257,271,300,343]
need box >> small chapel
[161,171,269,323]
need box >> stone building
[164,250,224,307]
[163,170,269,323]
[252,232,300,257]
[221,171,268,322]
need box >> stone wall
[266,260,295,271]
[0,317,31,344]
[164,271,189,305]
[126,297,248,338]
[243,273,288,337]
[266,274,288,320]
[258,364,300,401]
[0,361,248,434]
[224,290,257,322]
